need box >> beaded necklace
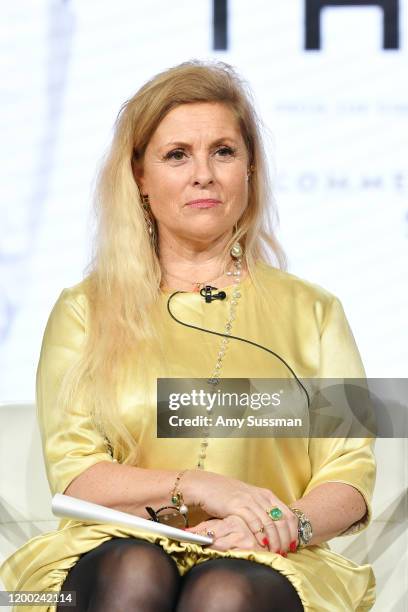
[196,254,243,469]
[150,248,244,527]
[161,252,243,470]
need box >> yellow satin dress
[0,260,376,611]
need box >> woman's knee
[177,559,256,612]
[177,558,304,612]
[59,537,180,611]
[97,538,178,584]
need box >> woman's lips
[186,199,221,208]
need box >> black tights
[58,537,304,611]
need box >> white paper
[52,494,213,545]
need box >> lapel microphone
[200,285,227,303]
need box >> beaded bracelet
[171,469,189,515]
[145,469,190,528]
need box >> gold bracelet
[171,469,188,514]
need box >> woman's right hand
[183,469,298,554]
[186,514,270,553]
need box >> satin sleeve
[303,296,377,536]
[36,288,113,496]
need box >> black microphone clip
[200,285,227,303]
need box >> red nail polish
[262,537,269,547]
[290,540,297,553]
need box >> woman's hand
[185,515,271,553]
[183,470,299,554]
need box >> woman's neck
[158,232,245,291]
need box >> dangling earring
[142,194,155,238]
[147,218,154,237]
[230,241,243,258]
[246,164,255,182]
[230,222,243,258]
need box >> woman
[0,60,376,611]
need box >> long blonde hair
[60,60,286,464]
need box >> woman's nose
[191,157,215,187]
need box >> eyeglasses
[145,505,189,529]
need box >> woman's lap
[58,536,304,611]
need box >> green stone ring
[268,507,283,521]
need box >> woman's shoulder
[251,261,344,334]
[254,260,337,305]
[51,276,94,320]
[62,276,93,299]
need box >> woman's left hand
[185,514,286,555]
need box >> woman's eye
[165,149,186,161]
[216,146,235,157]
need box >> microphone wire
[166,291,310,409]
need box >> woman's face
[136,102,250,248]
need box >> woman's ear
[131,156,145,192]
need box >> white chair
[1,403,407,610]
[330,437,408,611]
[0,403,59,567]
